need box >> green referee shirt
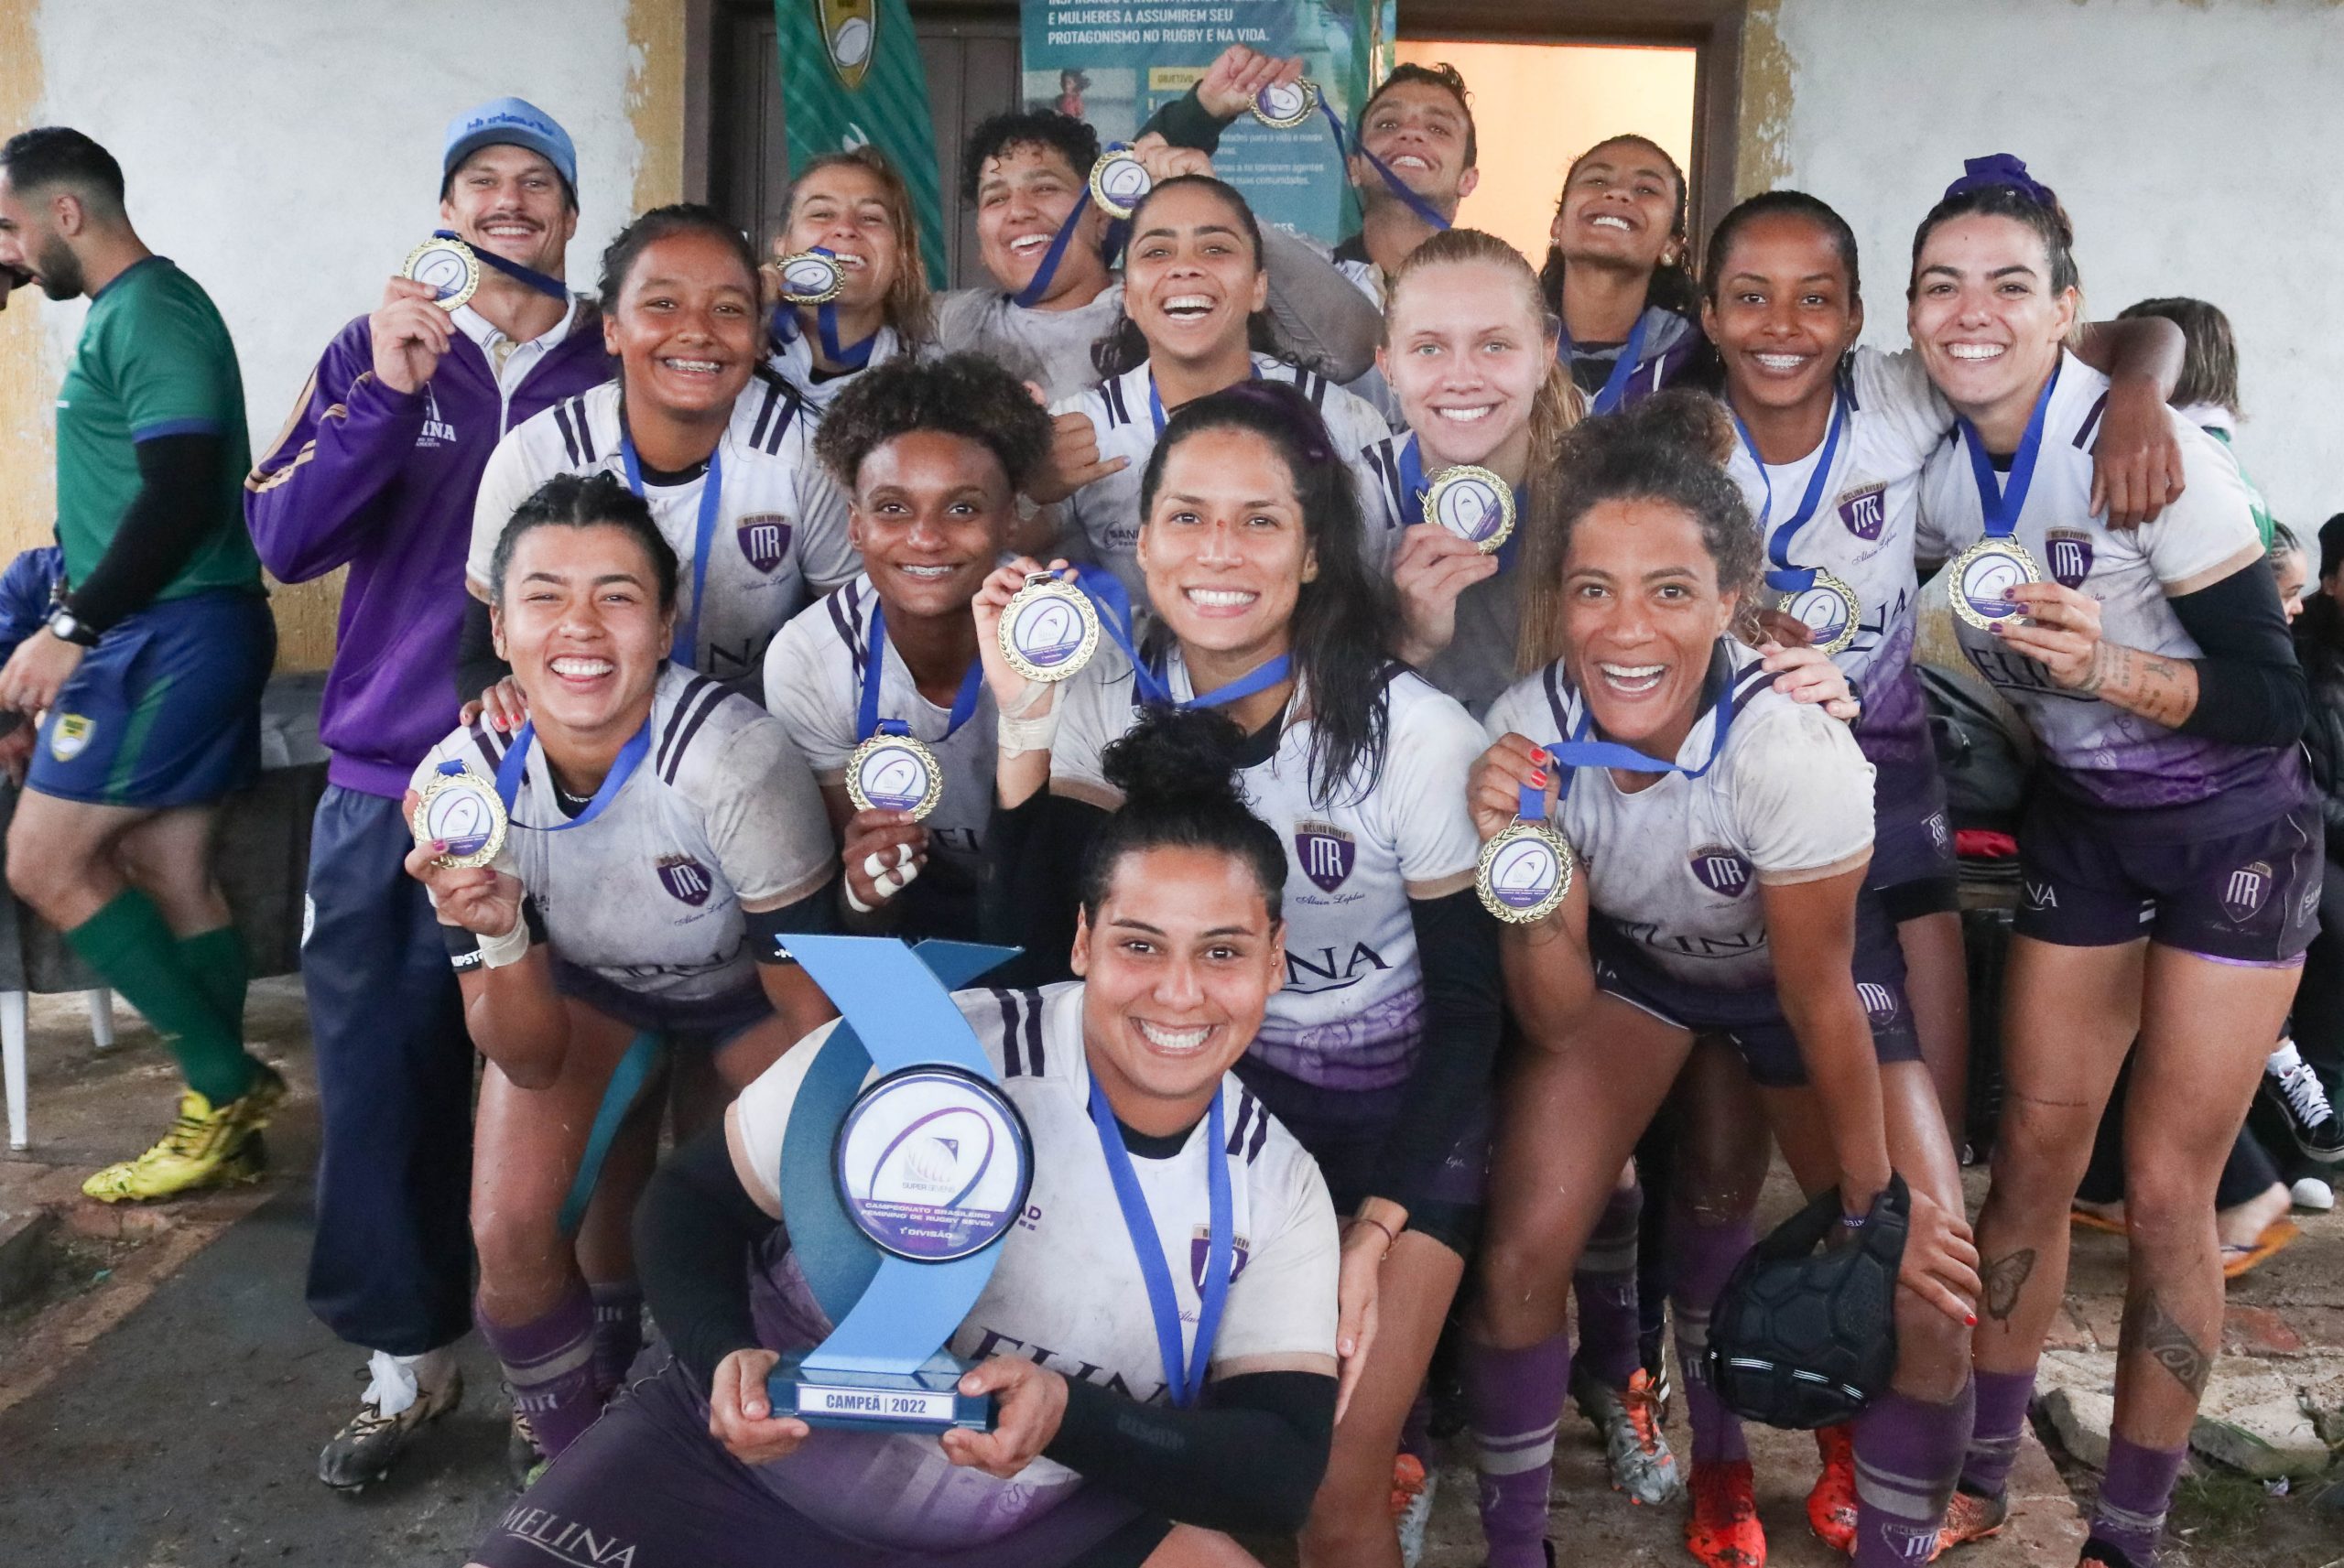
[55,255,261,599]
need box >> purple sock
[1852,1382,1973,1566]
[589,1281,645,1396]
[2089,1434,2186,1567]
[1667,1204,1753,1466]
[1571,1182,1644,1390]
[477,1281,603,1457]
[1463,1334,1569,1568]
[1959,1367,2036,1498]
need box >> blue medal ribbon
[618,426,724,667]
[855,601,984,745]
[430,229,570,301]
[767,247,880,371]
[1087,1075,1231,1408]
[1956,360,2061,540]
[1559,312,1652,416]
[1011,189,1132,308]
[1050,566,1294,713]
[1395,432,1525,572]
[1517,670,1741,819]
[1312,100,1452,234]
[485,716,653,832]
[1731,394,1850,595]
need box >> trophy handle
[799,1250,996,1378]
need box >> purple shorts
[2013,792,2320,964]
[473,1353,1167,1568]
[1867,746,1958,922]
[1588,912,1921,1089]
[1233,1059,1486,1257]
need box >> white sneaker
[2291,1173,2336,1212]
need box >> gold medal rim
[1781,569,1861,656]
[1249,79,1321,129]
[999,579,1101,685]
[1475,819,1574,925]
[1090,152,1152,221]
[844,732,945,822]
[402,236,481,314]
[775,250,846,307]
[414,769,508,870]
[1948,538,2042,632]
[1425,464,1516,556]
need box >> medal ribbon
[1146,364,1263,435]
[1066,567,1292,711]
[1559,312,1651,416]
[489,717,653,832]
[1956,360,2061,540]
[1731,394,1849,594]
[1087,1075,1231,1409]
[618,426,724,667]
[1517,672,1741,820]
[1310,99,1452,234]
[1396,432,1524,571]
[856,600,984,744]
[767,247,880,371]
[430,229,569,301]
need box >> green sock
[174,925,248,1038]
[66,890,255,1105]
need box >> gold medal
[414,765,508,869]
[845,731,945,821]
[1424,465,1516,555]
[775,249,845,306]
[1476,818,1574,924]
[1777,570,1862,655]
[1250,79,1321,129]
[1948,538,2042,631]
[402,236,482,312]
[1089,149,1154,222]
[999,572,1101,684]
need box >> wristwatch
[45,608,98,647]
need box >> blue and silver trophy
[765,936,1031,1432]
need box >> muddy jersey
[1050,643,1484,1091]
[764,324,910,418]
[469,375,858,701]
[1050,354,1390,607]
[732,981,1337,1550]
[1484,642,1875,993]
[1915,351,2284,821]
[763,578,996,937]
[412,665,832,1022]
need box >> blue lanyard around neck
[1396,432,1525,571]
[767,248,879,370]
[429,229,569,301]
[487,717,653,831]
[1314,100,1452,234]
[1560,312,1652,416]
[1518,666,1739,819]
[855,600,983,745]
[1087,1074,1231,1409]
[1731,394,1849,595]
[618,426,723,667]
[1146,363,1260,435]
[1071,567,1292,712]
[1956,361,2061,540]
[1011,189,1132,308]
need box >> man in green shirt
[0,126,280,1201]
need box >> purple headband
[1944,154,2056,210]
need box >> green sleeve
[112,280,239,442]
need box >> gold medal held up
[1476,818,1574,925]
[1948,538,2042,631]
[775,250,845,306]
[1776,570,1862,655]
[1250,79,1321,129]
[414,764,509,869]
[845,731,945,822]
[402,236,482,312]
[999,571,1102,684]
[1424,465,1515,555]
[1089,148,1153,222]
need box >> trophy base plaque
[768,1348,993,1432]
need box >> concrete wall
[0,0,687,669]
[1740,0,2344,531]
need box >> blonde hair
[781,146,936,348]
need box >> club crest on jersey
[1688,845,1752,897]
[49,713,93,762]
[1190,1227,1251,1292]
[2046,530,2093,589]
[1856,981,1900,1022]
[1837,484,1887,542]
[657,854,713,906]
[2222,860,2273,923]
[1295,820,1355,892]
[737,514,792,575]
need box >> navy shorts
[1235,1058,1485,1258]
[26,589,273,809]
[474,1352,1167,1568]
[1868,746,1958,922]
[1589,914,1922,1089]
[2014,791,2320,965]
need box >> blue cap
[442,97,578,199]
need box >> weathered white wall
[1762,0,2344,529]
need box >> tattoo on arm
[2085,641,2198,727]
[2119,1290,2212,1399]
[1981,1249,2036,1323]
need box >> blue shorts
[1868,745,1958,922]
[26,589,273,809]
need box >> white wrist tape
[475,912,532,968]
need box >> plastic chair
[3,989,114,1151]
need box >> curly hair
[813,352,1055,494]
[960,109,1101,202]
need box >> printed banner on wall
[776,0,950,289]
[1020,0,1395,246]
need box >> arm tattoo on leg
[1981,1249,2036,1323]
[2119,1291,2212,1399]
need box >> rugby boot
[81,1064,286,1202]
[1807,1422,1859,1553]
[1574,1363,1683,1505]
[508,1411,551,1490]
[1686,1460,1766,1567]
[318,1353,464,1489]
[1391,1452,1436,1567]
[1933,1487,2009,1555]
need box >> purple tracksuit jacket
[244,310,613,798]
